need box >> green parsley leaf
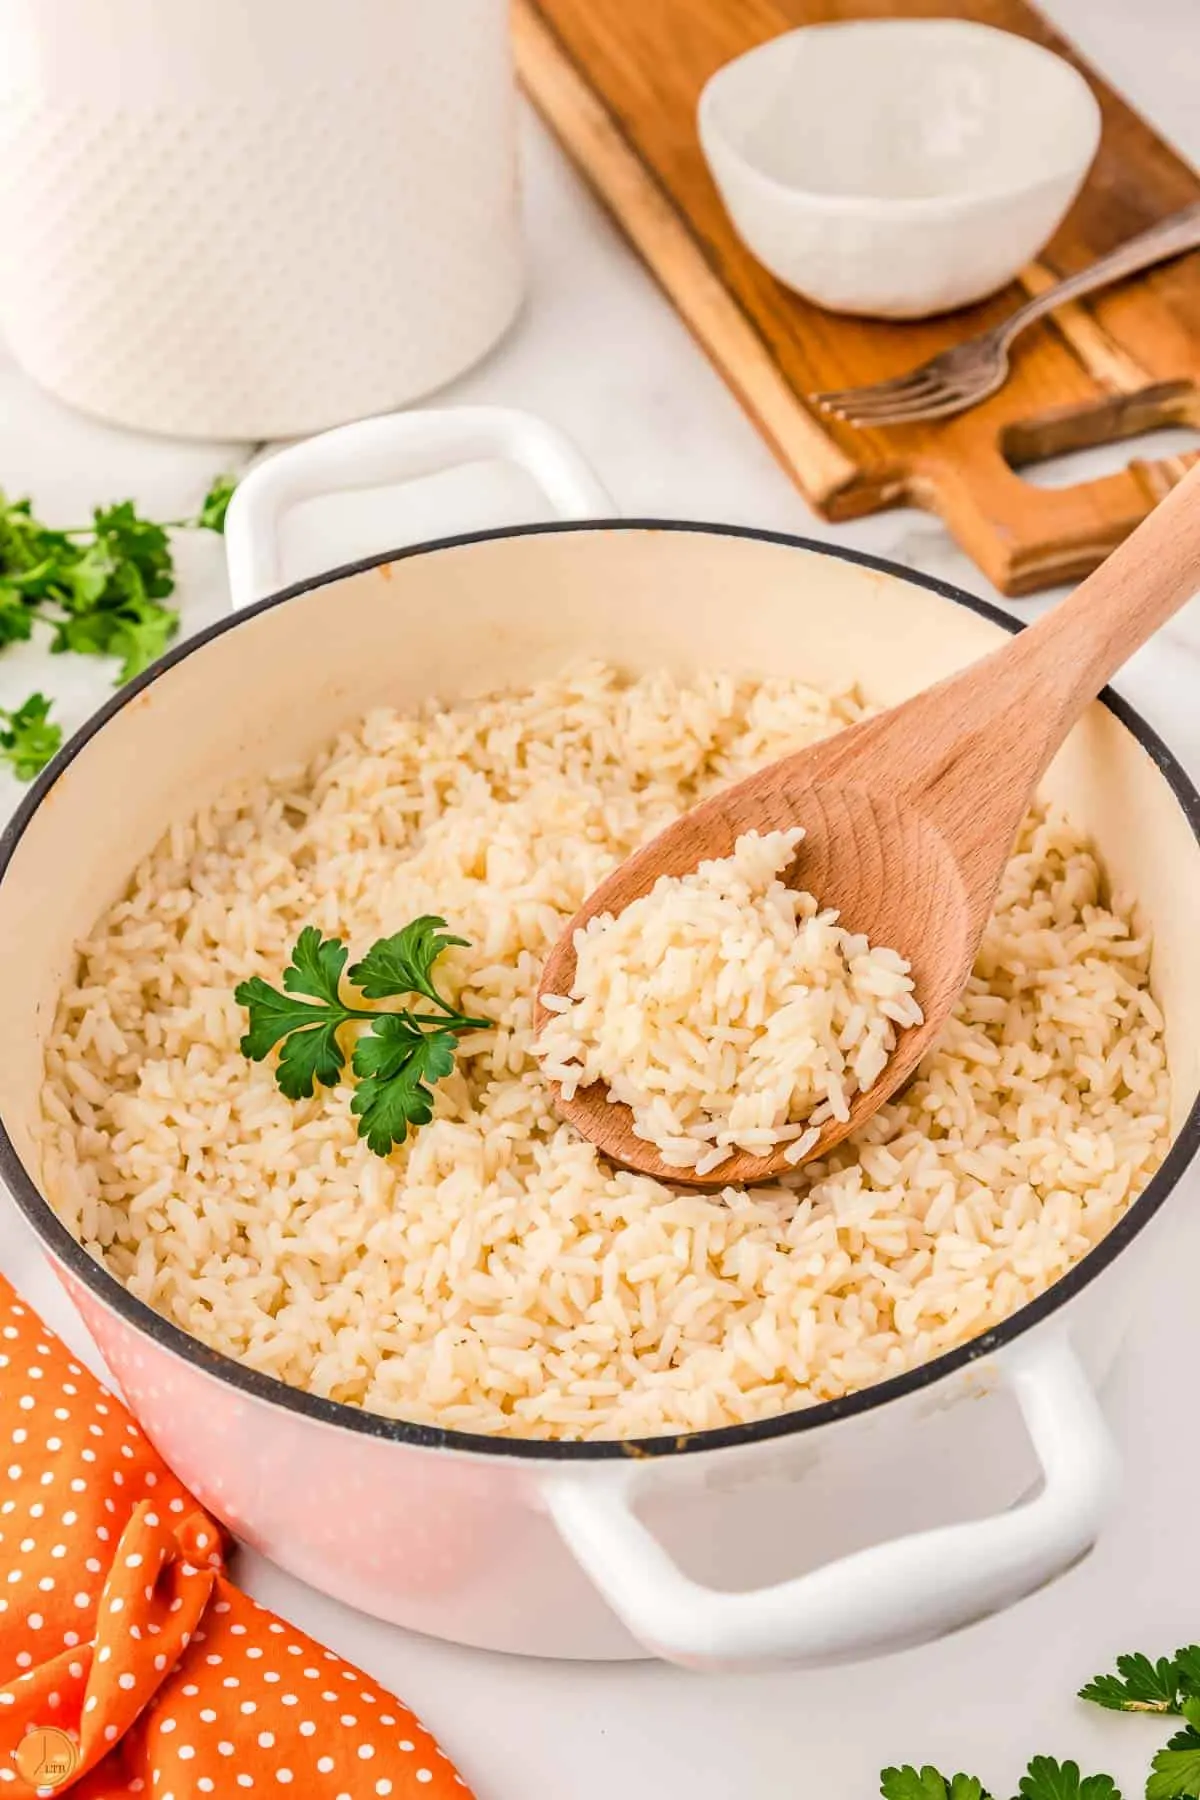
[282,926,350,1008]
[1017,1757,1121,1800]
[233,975,340,1064]
[351,1011,436,1082]
[88,501,174,601]
[275,1017,348,1102]
[52,598,180,682]
[348,914,469,1009]
[234,930,357,1099]
[0,589,34,649]
[61,539,116,609]
[113,603,179,681]
[1081,1654,1186,1715]
[0,692,62,780]
[0,496,68,599]
[234,973,348,1103]
[194,474,237,533]
[881,1767,991,1800]
[1176,1652,1200,1700]
[351,1021,458,1156]
[1148,1729,1200,1800]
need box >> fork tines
[813,368,968,427]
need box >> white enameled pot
[1,407,1198,1669]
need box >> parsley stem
[340,1007,489,1033]
[60,517,193,537]
[8,560,55,588]
[410,1012,491,1032]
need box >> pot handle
[223,405,614,608]
[545,1335,1118,1669]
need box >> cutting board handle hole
[1002,383,1200,489]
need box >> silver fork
[811,203,1200,429]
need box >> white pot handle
[223,405,614,609]
[546,1335,1118,1669]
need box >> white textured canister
[0,0,524,439]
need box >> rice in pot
[39,663,1170,1440]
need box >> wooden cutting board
[513,0,1200,594]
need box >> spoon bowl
[538,739,974,1187]
[538,464,1200,1186]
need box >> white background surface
[2,4,1200,1796]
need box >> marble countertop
[1,3,1199,1796]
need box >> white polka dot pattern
[0,1281,472,1795]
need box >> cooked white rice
[39,662,1169,1441]
[537,826,922,1175]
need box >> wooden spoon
[537,463,1200,1189]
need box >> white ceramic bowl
[698,19,1102,318]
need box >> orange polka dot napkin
[0,1274,474,1798]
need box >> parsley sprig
[1081,1651,1200,1718]
[0,473,235,684]
[882,1645,1200,1800]
[0,692,61,779]
[235,917,489,1156]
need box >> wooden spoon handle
[1015,453,1200,712]
[870,458,1200,893]
[912,458,1200,798]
